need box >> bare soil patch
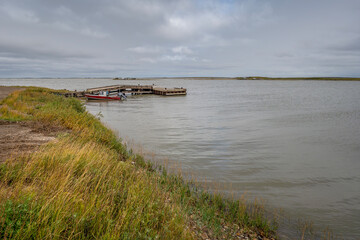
[0,86,67,162]
[0,120,67,163]
[0,86,25,101]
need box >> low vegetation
[0,88,277,239]
[236,76,360,81]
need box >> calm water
[1,78,360,239]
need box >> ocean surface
[1,78,360,239]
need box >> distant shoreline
[1,76,359,81]
[235,77,360,81]
[115,77,360,81]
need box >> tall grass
[0,88,277,239]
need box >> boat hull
[85,94,122,100]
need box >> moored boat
[85,91,127,100]
[85,94,122,100]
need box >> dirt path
[0,86,65,162]
[0,86,25,101]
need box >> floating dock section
[59,85,186,98]
[152,87,187,96]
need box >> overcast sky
[0,0,359,78]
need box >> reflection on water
[1,78,360,239]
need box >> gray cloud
[0,0,359,77]
[326,37,360,53]
[0,42,93,60]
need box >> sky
[0,0,359,78]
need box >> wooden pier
[58,85,186,98]
[152,87,187,96]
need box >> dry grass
[0,88,276,239]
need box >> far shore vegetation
[236,76,360,81]
[0,87,277,239]
[111,76,360,81]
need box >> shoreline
[2,76,360,81]
[118,77,360,81]
[0,87,277,239]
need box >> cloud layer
[0,0,359,77]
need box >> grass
[236,76,360,81]
[0,87,277,239]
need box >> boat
[85,91,126,100]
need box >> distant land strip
[235,76,360,81]
[115,76,360,81]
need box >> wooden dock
[58,85,186,98]
[152,87,187,96]
[87,85,154,95]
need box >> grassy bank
[0,88,276,239]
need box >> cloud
[0,42,93,60]
[80,28,109,39]
[159,12,229,40]
[134,46,197,63]
[326,37,360,53]
[160,54,197,62]
[128,46,162,54]
[0,0,359,77]
[0,4,39,23]
[172,46,193,55]
[139,57,157,63]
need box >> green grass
[0,87,277,239]
[236,76,360,81]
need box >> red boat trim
[85,94,122,100]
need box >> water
[1,78,360,239]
